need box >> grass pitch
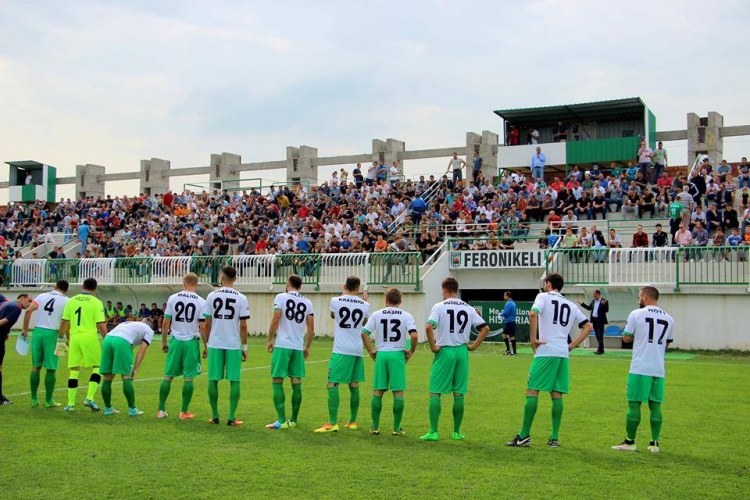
[1,337,748,499]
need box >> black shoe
[595,351,603,355]
[506,434,531,447]
[509,353,517,356]
[207,417,220,425]
[0,398,13,405]
[503,351,512,356]
[548,439,560,448]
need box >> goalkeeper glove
[55,341,68,357]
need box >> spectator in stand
[622,187,640,220]
[723,204,740,233]
[674,223,693,262]
[562,209,579,235]
[653,142,668,181]
[575,193,592,221]
[652,223,669,262]
[606,183,624,213]
[691,222,709,262]
[716,160,731,184]
[446,152,466,186]
[690,205,706,232]
[137,303,150,318]
[711,228,728,261]
[705,203,722,235]
[630,225,649,263]
[472,152,483,184]
[547,211,562,234]
[742,204,750,236]
[608,229,623,258]
[530,147,546,184]
[640,189,656,219]
[738,157,750,189]
[727,227,744,261]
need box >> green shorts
[271,347,306,379]
[429,344,469,394]
[527,356,570,394]
[100,336,134,375]
[626,373,665,403]
[68,334,102,368]
[372,350,407,392]
[31,327,59,370]
[328,353,365,384]
[208,348,242,382]
[164,338,202,379]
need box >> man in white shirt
[203,266,250,426]
[612,287,675,454]
[314,277,370,433]
[419,278,489,441]
[157,272,206,420]
[266,274,315,429]
[506,273,592,448]
[99,318,157,417]
[446,152,466,185]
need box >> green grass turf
[1,337,748,499]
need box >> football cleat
[103,407,120,416]
[179,412,196,420]
[506,435,531,447]
[127,407,144,417]
[63,405,76,412]
[30,399,39,408]
[84,399,101,412]
[314,423,339,433]
[344,422,358,430]
[227,419,244,426]
[648,441,660,454]
[287,421,297,428]
[369,428,380,435]
[266,420,291,430]
[207,417,220,425]
[612,440,637,452]
[1,398,13,405]
[157,410,168,419]
[419,432,439,441]
[392,428,406,437]
[452,432,466,441]
[44,401,61,408]
[548,439,560,448]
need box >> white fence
[608,248,677,285]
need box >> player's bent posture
[100,318,157,416]
[22,280,70,408]
[59,278,108,412]
[266,274,314,429]
[506,273,592,447]
[203,266,250,426]
[612,286,674,454]
[158,273,206,419]
[315,276,370,433]
[420,278,489,441]
[361,288,418,436]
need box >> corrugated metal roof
[5,160,45,168]
[494,97,646,125]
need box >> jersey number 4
[43,299,56,316]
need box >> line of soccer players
[10,267,675,452]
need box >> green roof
[494,97,647,126]
[6,160,45,170]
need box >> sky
[1,0,749,203]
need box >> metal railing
[545,246,750,288]
[2,253,420,290]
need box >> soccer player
[506,273,592,447]
[100,318,157,416]
[419,278,489,441]
[59,278,108,412]
[22,280,70,408]
[314,276,370,433]
[361,288,418,436]
[158,272,206,419]
[266,274,314,429]
[203,266,250,426]
[501,291,518,356]
[612,286,675,454]
[0,294,34,405]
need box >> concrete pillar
[286,146,300,185]
[466,132,481,181]
[140,158,170,196]
[209,152,241,192]
[75,164,105,199]
[372,139,386,166]
[385,138,405,177]
[480,130,499,180]
[295,146,318,188]
[687,112,724,169]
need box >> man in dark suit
[579,289,609,355]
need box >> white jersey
[362,307,417,352]
[329,295,370,356]
[32,290,69,331]
[108,321,154,347]
[203,287,250,350]
[531,292,588,358]
[273,291,314,351]
[624,306,675,378]
[164,291,206,341]
[428,298,487,347]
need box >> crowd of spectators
[0,153,748,270]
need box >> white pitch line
[6,358,330,398]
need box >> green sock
[327,386,340,424]
[429,396,441,433]
[273,382,286,421]
[648,400,662,441]
[30,371,41,401]
[550,397,564,440]
[122,379,135,408]
[519,395,538,439]
[228,381,240,421]
[208,381,219,419]
[291,383,302,423]
[101,380,112,408]
[67,369,80,407]
[158,380,171,411]
[452,395,465,434]
[44,371,56,404]
[393,397,405,431]
[626,401,642,441]
[182,381,194,413]
[370,395,383,429]
[349,386,360,422]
